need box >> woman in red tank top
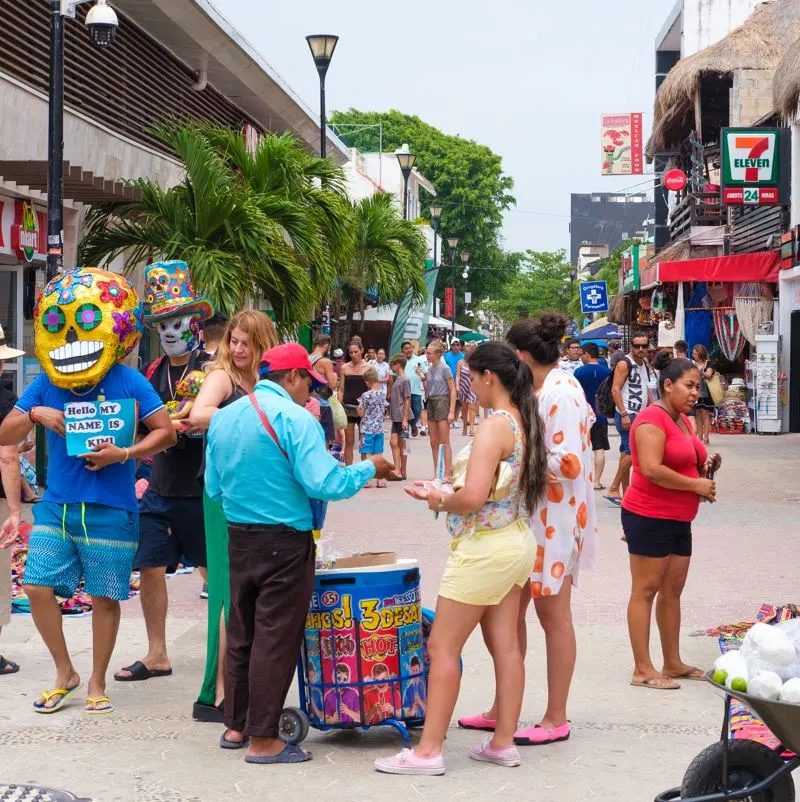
[621,358,719,691]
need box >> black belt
[228,522,308,536]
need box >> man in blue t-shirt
[0,364,174,714]
[574,343,611,491]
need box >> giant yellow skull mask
[34,267,143,390]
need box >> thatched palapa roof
[774,33,800,118]
[653,238,720,265]
[646,1,800,160]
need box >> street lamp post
[48,0,118,280]
[396,149,417,220]
[429,205,441,269]
[447,237,458,337]
[305,35,339,158]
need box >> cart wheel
[681,740,795,802]
[278,707,310,745]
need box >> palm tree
[333,192,428,345]
[78,124,352,331]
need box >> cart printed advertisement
[601,113,643,175]
[304,582,426,726]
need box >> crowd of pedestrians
[0,268,723,773]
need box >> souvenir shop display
[716,379,751,434]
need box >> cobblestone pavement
[1,428,798,801]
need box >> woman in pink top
[622,358,719,691]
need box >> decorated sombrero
[142,260,214,328]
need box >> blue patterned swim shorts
[24,501,139,601]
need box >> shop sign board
[579,281,609,314]
[621,244,640,293]
[11,202,40,262]
[601,113,643,176]
[0,196,46,262]
[721,128,791,206]
[663,169,688,192]
[444,286,454,319]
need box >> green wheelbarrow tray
[706,671,800,755]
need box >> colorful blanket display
[685,283,713,353]
[702,603,799,755]
[713,309,746,361]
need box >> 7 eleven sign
[722,129,779,186]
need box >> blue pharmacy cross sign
[579,281,609,314]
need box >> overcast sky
[213,0,676,255]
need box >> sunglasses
[632,344,649,350]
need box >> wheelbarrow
[655,672,800,801]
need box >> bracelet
[437,496,446,512]
[121,447,130,464]
[29,407,37,424]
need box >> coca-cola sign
[662,169,688,192]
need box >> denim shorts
[136,490,207,570]
[614,411,637,455]
[410,394,423,425]
[24,500,139,601]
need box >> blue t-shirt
[15,364,164,512]
[444,350,464,377]
[574,363,611,424]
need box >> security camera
[86,0,118,48]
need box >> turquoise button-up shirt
[205,380,375,529]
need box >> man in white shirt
[402,341,428,436]
[559,339,583,376]
[607,333,654,503]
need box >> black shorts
[136,491,207,570]
[621,509,692,558]
[390,421,405,435]
[590,419,610,451]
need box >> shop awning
[0,161,141,204]
[653,251,780,285]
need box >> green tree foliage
[332,193,428,345]
[484,250,574,326]
[329,109,517,319]
[79,124,355,332]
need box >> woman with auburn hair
[189,310,279,721]
[459,313,598,747]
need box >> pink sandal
[457,712,497,731]
[514,721,571,746]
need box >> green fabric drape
[197,491,230,707]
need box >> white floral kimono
[530,368,598,598]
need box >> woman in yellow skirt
[375,342,548,776]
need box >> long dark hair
[467,342,548,515]
[506,312,568,366]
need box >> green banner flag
[389,262,438,356]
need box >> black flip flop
[0,655,20,675]
[245,745,312,764]
[114,660,173,682]
[220,730,249,750]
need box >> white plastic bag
[740,622,795,665]
[779,677,800,704]
[748,671,783,701]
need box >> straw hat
[0,324,23,360]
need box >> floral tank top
[446,410,525,539]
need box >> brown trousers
[224,523,315,738]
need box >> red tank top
[622,404,708,522]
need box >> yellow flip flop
[33,683,82,714]
[85,696,115,715]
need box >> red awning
[657,251,780,283]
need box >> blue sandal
[245,745,312,764]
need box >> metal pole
[451,260,456,337]
[319,74,327,158]
[402,172,410,220]
[47,0,65,280]
[432,224,438,268]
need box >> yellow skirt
[439,518,536,606]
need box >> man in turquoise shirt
[205,343,393,765]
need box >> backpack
[595,357,652,418]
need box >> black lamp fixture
[460,251,470,279]
[396,148,417,219]
[429,205,442,268]
[305,34,339,158]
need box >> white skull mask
[157,316,199,358]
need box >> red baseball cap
[259,343,326,388]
